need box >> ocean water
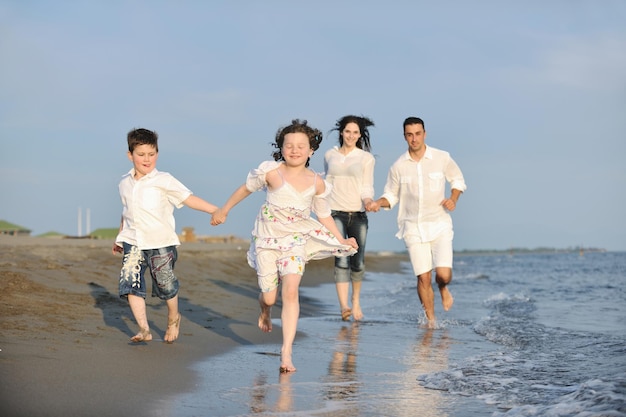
[167,251,626,417]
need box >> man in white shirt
[370,117,466,328]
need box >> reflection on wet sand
[244,326,452,416]
[249,371,294,414]
[391,329,452,417]
[323,323,362,416]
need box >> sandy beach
[0,235,407,417]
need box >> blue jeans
[331,210,368,283]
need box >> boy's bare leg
[417,272,436,329]
[279,274,302,373]
[351,280,363,321]
[128,294,152,342]
[164,295,181,343]
[258,290,276,333]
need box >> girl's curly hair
[271,119,323,168]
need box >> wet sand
[0,235,407,417]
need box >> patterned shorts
[118,243,179,300]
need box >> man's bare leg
[417,271,436,328]
[128,294,152,342]
[435,267,454,311]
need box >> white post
[78,207,82,237]
[86,208,91,235]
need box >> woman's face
[341,122,361,148]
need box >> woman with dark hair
[324,115,376,321]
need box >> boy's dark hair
[127,128,159,153]
[403,117,425,131]
[332,115,375,152]
[272,119,323,168]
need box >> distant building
[0,220,32,236]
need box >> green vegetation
[89,228,119,240]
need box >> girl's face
[282,132,313,167]
[341,122,361,148]
[128,144,158,179]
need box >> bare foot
[352,303,363,321]
[341,308,352,321]
[258,306,272,332]
[164,313,181,343]
[280,349,296,373]
[440,286,454,311]
[131,327,152,343]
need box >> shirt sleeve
[166,175,193,208]
[445,157,467,193]
[245,160,281,192]
[360,153,375,201]
[312,179,332,218]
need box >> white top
[323,146,375,212]
[381,146,467,242]
[115,168,192,250]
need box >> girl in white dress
[211,119,358,373]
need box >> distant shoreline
[0,234,610,256]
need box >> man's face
[404,123,426,153]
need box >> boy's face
[128,144,158,179]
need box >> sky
[1,1,625,253]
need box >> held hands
[365,200,381,212]
[344,237,359,250]
[210,208,228,226]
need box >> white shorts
[404,229,454,276]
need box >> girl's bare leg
[258,289,277,333]
[128,294,152,342]
[279,274,302,372]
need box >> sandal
[164,313,181,344]
[341,308,352,321]
[130,327,152,343]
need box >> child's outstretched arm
[312,176,358,249]
[211,184,252,226]
[183,195,218,214]
[318,215,358,250]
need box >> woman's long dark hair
[331,115,375,152]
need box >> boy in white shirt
[113,128,218,343]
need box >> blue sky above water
[1,1,625,252]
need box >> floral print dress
[245,161,356,280]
